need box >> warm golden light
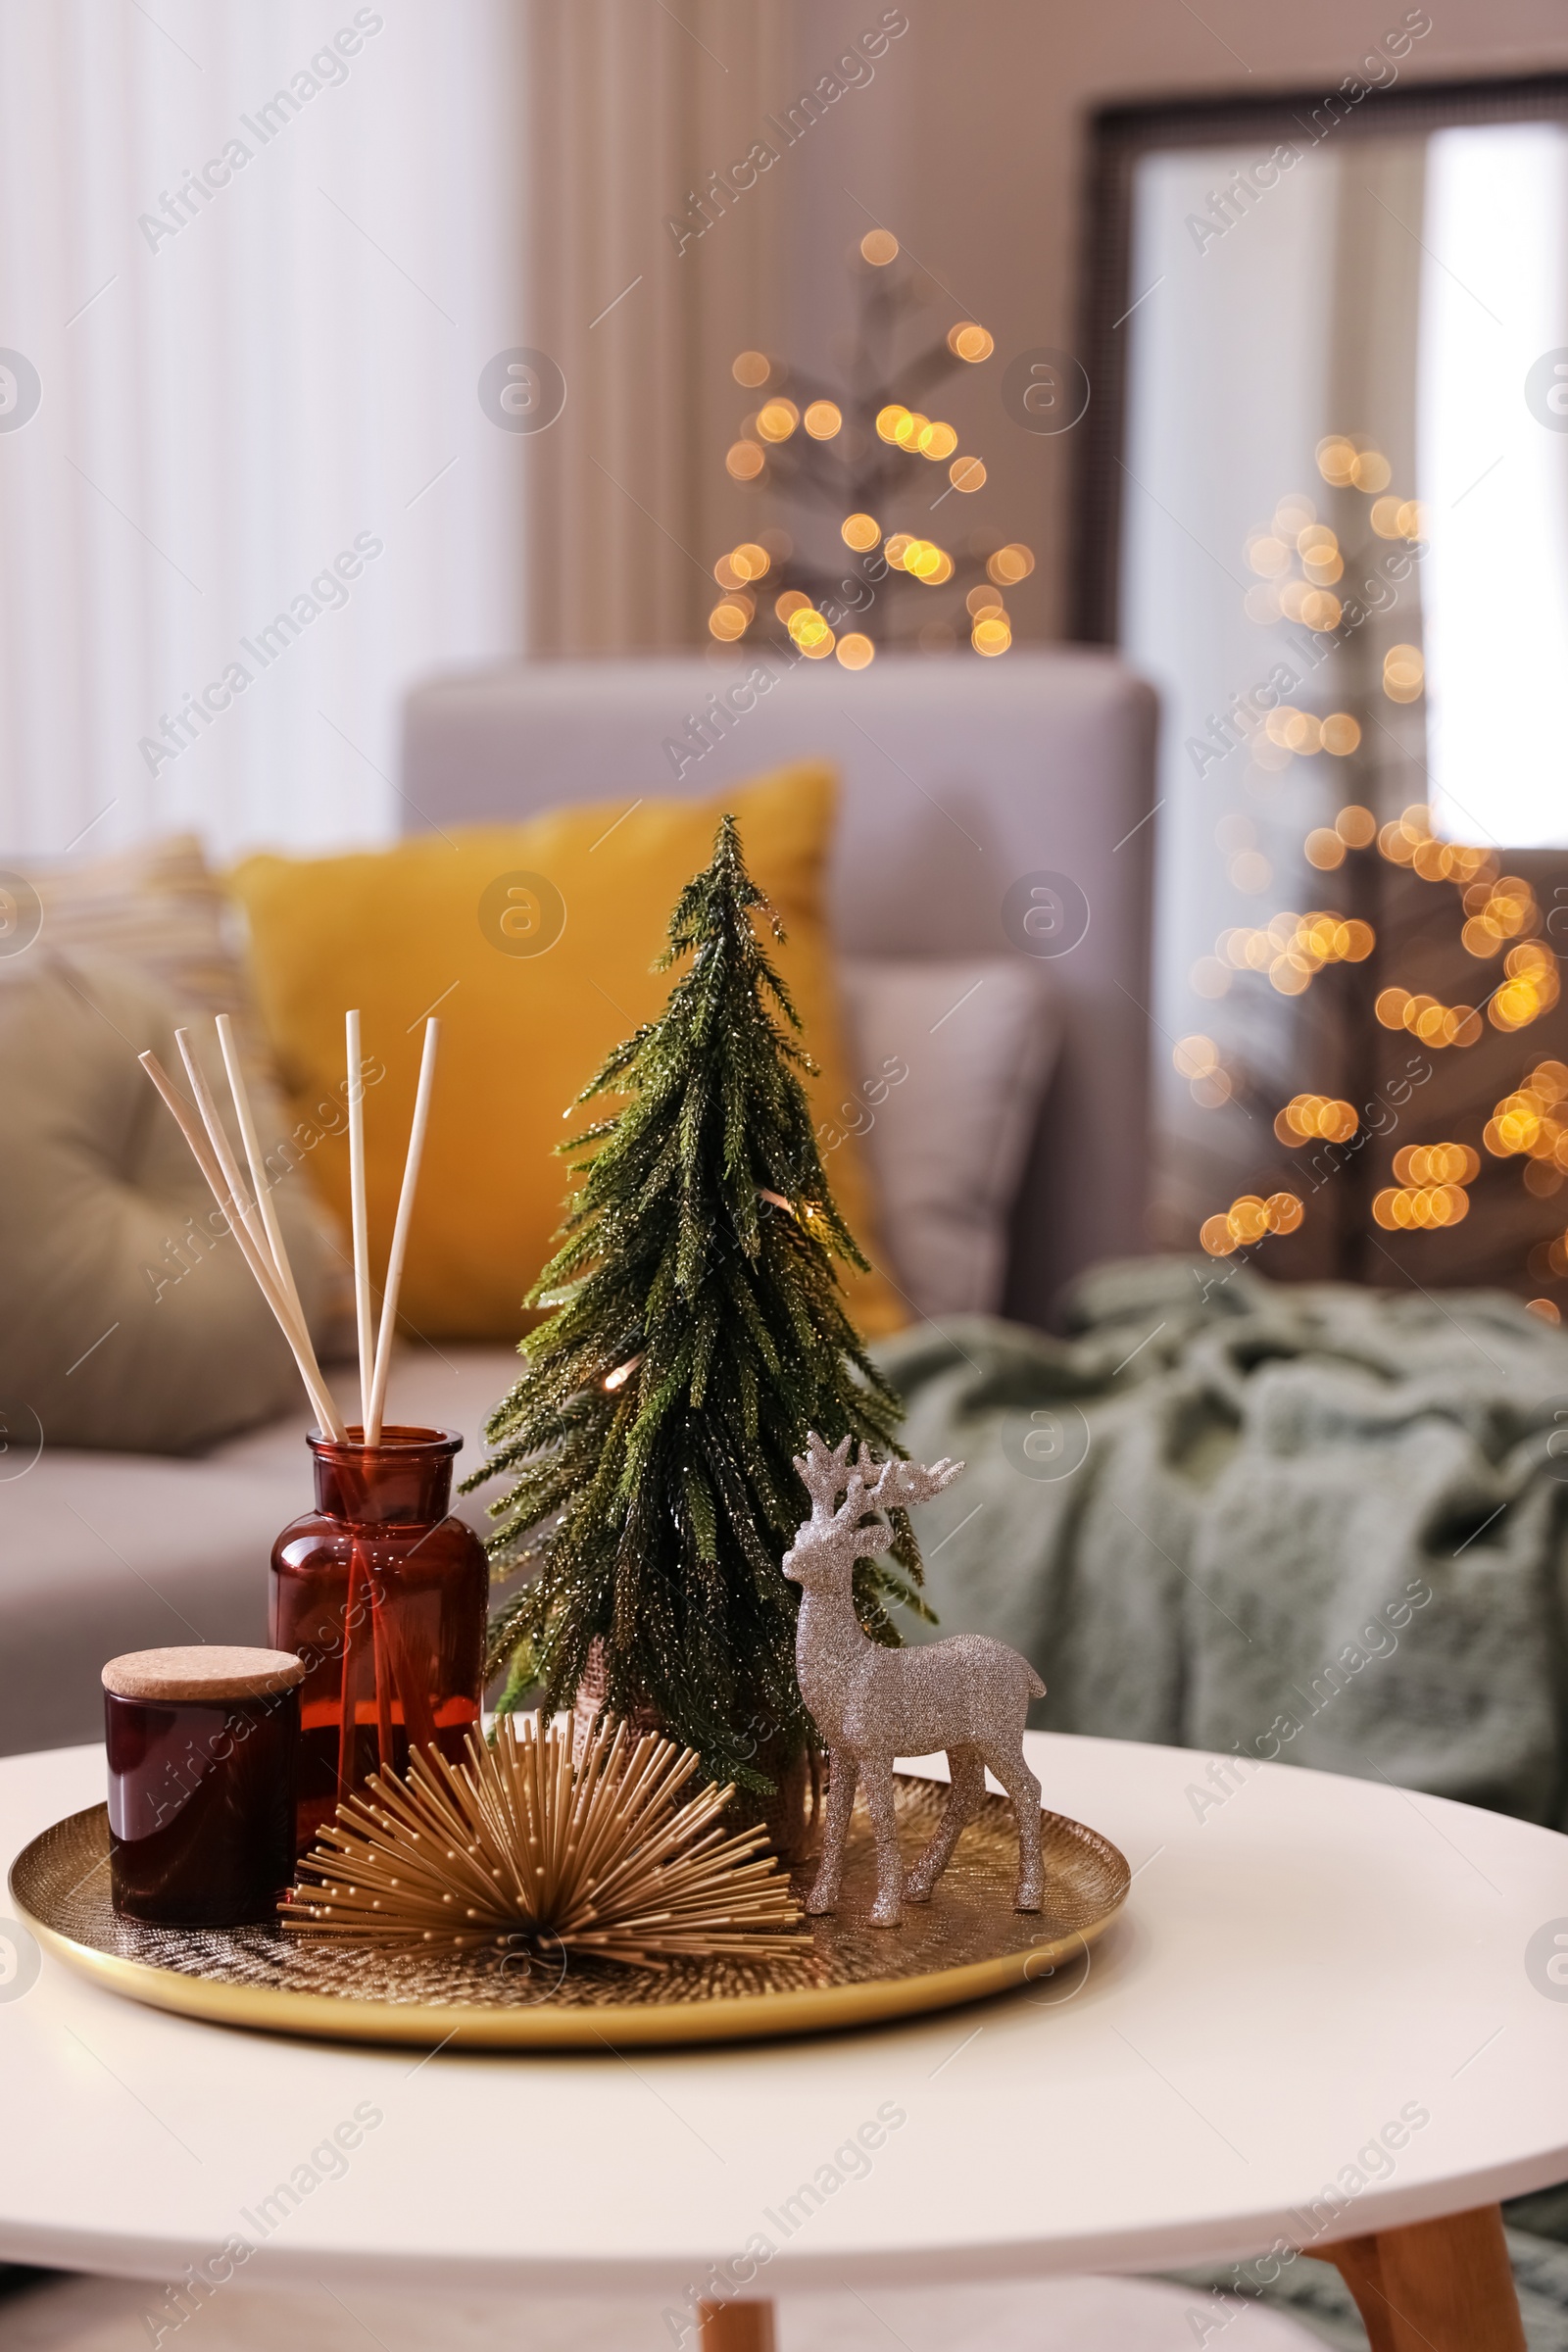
[860,228,899,266]
[731,350,771,389]
[1373,1183,1470,1230]
[1335,804,1376,848]
[1300,588,1344,631]
[893,410,929,451]
[883,532,914,570]
[987,542,1035,585]
[875,404,909,442]
[1173,1034,1219,1080]
[966,584,1004,616]
[1320,713,1362,758]
[1393,1143,1480,1187]
[1383,644,1425,703]
[949,455,987,492]
[949,322,995,362]
[1276,1095,1358,1145]
[1219,910,1373,989]
[756,399,800,443]
[1229,1196,1271,1244]
[917,419,958,461]
[1248,535,1291,578]
[1316,435,1357,487]
[972,614,1011,657]
[789,608,836,659]
[709,600,750,642]
[1203,1192,1304,1251]
[804,399,842,439]
[836,632,875,669]
[725,440,765,481]
[1527,1298,1562,1324]
[841,513,881,552]
[730,542,770,582]
[774,588,810,621]
[1375,984,1482,1047]
[1462,876,1538,956]
[1305,828,1347,871]
[1350,448,1393,492]
[1491,940,1561,1031]
[1370,496,1404,538]
[1395,500,1427,540]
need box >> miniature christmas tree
[707,232,1034,666]
[463,815,925,1795]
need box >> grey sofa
[402,650,1157,1326]
[0,650,1155,1758]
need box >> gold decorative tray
[10,1776,1129,2049]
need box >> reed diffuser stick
[138,1052,347,1441]
[346,1009,375,1435]
[214,1013,311,1344]
[364,1016,440,1446]
[173,1029,273,1274]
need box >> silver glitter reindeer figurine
[784,1434,1047,1929]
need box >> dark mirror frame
[1071,70,1568,646]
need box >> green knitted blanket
[874,1256,1568,1829]
[874,1258,1568,2345]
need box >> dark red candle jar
[103,1646,304,1926]
[270,1426,488,1854]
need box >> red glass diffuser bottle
[137,1004,483,1854]
[270,1425,488,1853]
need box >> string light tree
[463,814,930,1857]
[1191,430,1567,1312]
[708,229,1035,668]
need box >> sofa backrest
[400,649,1157,1327]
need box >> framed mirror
[1075,66,1568,1307]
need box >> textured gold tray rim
[10,1797,1129,2051]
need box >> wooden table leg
[1306,2202,1525,2351]
[698,2298,775,2352]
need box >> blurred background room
[5,4,1568,2346]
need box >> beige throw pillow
[0,954,344,1453]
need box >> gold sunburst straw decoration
[282,1712,806,1969]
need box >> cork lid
[102,1646,306,1702]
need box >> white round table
[3,1733,1564,2352]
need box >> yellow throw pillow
[229,765,906,1344]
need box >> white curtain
[0,0,524,860]
[521,0,795,656]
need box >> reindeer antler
[794,1432,856,1516]
[794,1436,966,1524]
[868,1455,965,1511]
